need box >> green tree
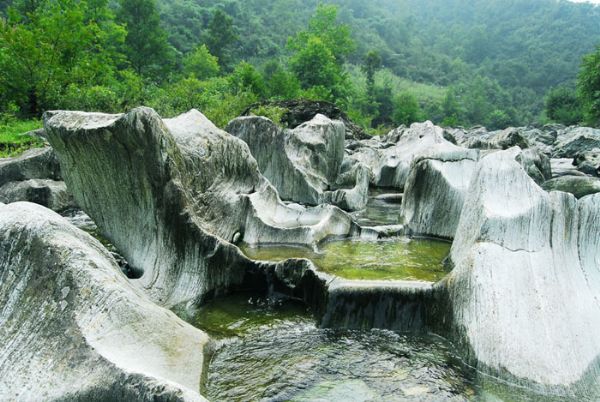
[117,0,173,78]
[363,51,382,96]
[545,86,583,126]
[287,4,354,62]
[263,61,300,99]
[0,0,125,116]
[229,61,266,97]
[289,36,343,96]
[183,44,220,80]
[578,46,600,126]
[393,92,423,126]
[204,9,237,70]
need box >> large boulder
[0,202,208,401]
[0,147,61,184]
[462,127,530,150]
[552,127,600,158]
[0,147,73,210]
[242,99,369,140]
[542,175,600,199]
[0,178,73,211]
[574,148,600,177]
[44,108,356,306]
[444,148,600,397]
[346,121,453,190]
[401,144,480,239]
[226,114,364,209]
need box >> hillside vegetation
[1,0,600,139]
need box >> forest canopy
[1,0,599,131]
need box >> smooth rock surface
[226,114,348,207]
[401,144,479,239]
[445,148,600,396]
[45,108,356,306]
[0,202,208,402]
[345,121,453,190]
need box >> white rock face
[401,144,479,239]
[44,108,357,306]
[0,202,208,401]
[226,114,348,205]
[446,148,600,394]
[0,178,73,211]
[346,121,453,190]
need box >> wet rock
[542,175,600,199]
[0,178,74,211]
[320,164,369,211]
[445,148,600,396]
[402,144,480,239]
[0,202,208,402]
[573,148,600,177]
[552,127,600,158]
[45,108,357,306]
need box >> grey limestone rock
[0,202,208,402]
[445,148,600,396]
[44,108,356,306]
[346,121,453,190]
[401,144,480,239]
[0,178,74,211]
[542,175,600,199]
[226,114,346,206]
[552,127,600,158]
[574,148,600,177]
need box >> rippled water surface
[199,294,474,401]
[242,237,451,282]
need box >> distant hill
[157,0,600,123]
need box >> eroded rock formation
[0,202,208,401]
[444,148,600,397]
[44,108,357,306]
[0,147,74,211]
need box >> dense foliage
[1,0,599,132]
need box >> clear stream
[194,294,565,402]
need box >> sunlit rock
[345,121,453,190]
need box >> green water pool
[241,237,451,282]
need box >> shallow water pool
[197,294,474,401]
[242,237,451,282]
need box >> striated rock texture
[0,202,208,402]
[44,108,356,306]
[0,147,74,211]
[401,144,479,239]
[226,114,365,209]
[553,127,600,158]
[345,121,454,190]
[542,175,600,199]
[445,148,600,397]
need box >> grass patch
[0,119,45,158]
